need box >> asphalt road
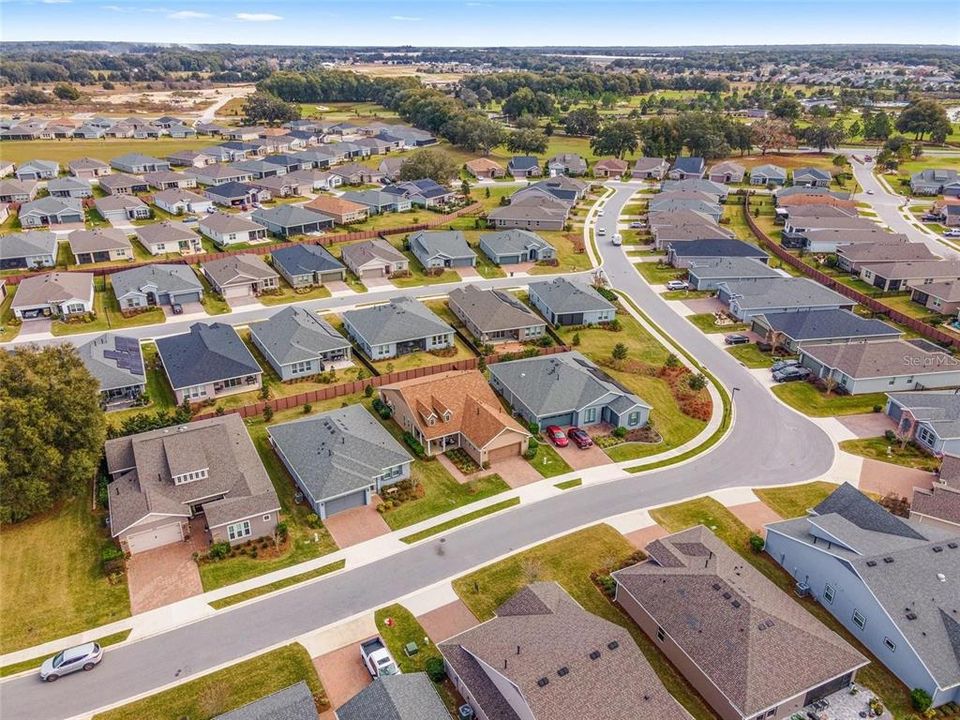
[0,183,835,720]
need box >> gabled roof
[19,196,83,217]
[153,187,208,205]
[47,177,92,193]
[793,166,832,181]
[68,228,132,254]
[668,238,767,260]
[271,243,343,277]
[77,333,145,392]
[205,181,257,198]
[336,674,447,720]
[479,229,554,257]
[449,285,544,333]
[68,157,110,171]
[304,195,368,216]
[671,156,705,174]
[508,156,540,170]
[719,277,850,310]
[686,257,781,281]
[408,230,475,261]
[0,230,57,259]
[756,309,899,343]
[111,263,203,299]
[528,277,615,315]
[135,221,199,247]
[750,163,787,179]
[251,204,333,229]
[202,253,278,287]
[267,404,412,502]
[155,322,261,389]
[801,339,960,380]
[340,238,406,268]
[837,242,937,264]
[632,157,667,172]
[343,297,452,346]
[98,172,148,191]
[199,213,266,235]
[614,526,867,717]
[249,306,350,366]
[887,390,960,441]
[13,272,92,307]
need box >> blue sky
[1,0,958,46]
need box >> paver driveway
[126,539,204,614]
[417,599,479,643]
[552,439,613,470]
[313,643,371,716]
[323,503,390,548]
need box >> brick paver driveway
[859,459,935,500]
[728,501,782,536]
[313,643,371,715]
[323,503,390,548]
[126,539,204,614]
[837,412,897,439]
[489,455,542,488]
[552,440,613,471]
[417,599,479,643]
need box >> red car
[544,425,569,447]
[567,427,594,449]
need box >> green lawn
[0,489,131,653]
[771,382,888,417]
[401,498,521,544]
[650,497,914,719]
[839,437,940,472]
[195,270,231,316]
[452,525,718,720]
[687,313,749,334]
[725,344,780,369]
[753,482,839,519]
[382,468,510,531]
[528,230,593,275]
[554,477,583,490]
[633,260,685,285]
[105,343,177,430]
[528,442,574,478]
[259,278,332,306]
[208,560,346,610]
[0,284,20,342]
[0,138,212,165]
[92,643,327,720]
[50,290,111,336]
[369,336,477,375]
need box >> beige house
[340,238,409,279]
[68,228,133,265]
[201,253,279,298]
[304,195,369,225]
[465,157,505,179]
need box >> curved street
[0,182,836,720]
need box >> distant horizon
[1,0,958,47]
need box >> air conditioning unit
[795,582,811,597]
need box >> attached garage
[498,254,522,265]
[167,290,203,305]
[322,489,368,518]
[222,284,252,299]
[358,265,385,279]
[538,412,575,429]
[487,443,522,462]
[319,270,345,284]
[125,522,183,553]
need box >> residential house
[479,229,555,265]
[836,241,936,273]
[910,280,960,315]
[464,157,505,179]
[449,284,547,345]
[224,127,263,141]
[631,157,669,180]
[487,196,569,231]
[72,125,104,140]
[614,526,867,720]
[105,414,280,553]
[911,455,960,531]
[528,277,616,326]
[248,174,301,198]
[197,213,267,248]
[135,221,203,256]
[270,243,345,288]
[792,167,833,187]
[886,391,960,456]
[717,277,854,321]
[98,173,149,196]
[285,168,342,192]
[764,483,960,708]
[303,195,369,225]
[0,230,57,270]
[408,230,476,269]
[355,137,393,156]
[262,154,303,173]
[507,156,542,178]
[782,215,878,241]
[232,159,286,179]
[47,177,93,199]
[440,582,689,720]
[156,322,263,403]
[251,205,334,238]
[331,162,383,185]
[802,228,909,254]
[910,168,959,196]
[685,257,782,291]
[547,153,588,176]
[660,180,729,199]
[60,158,107,179]
[15,159,59,181]
[216,141,263,160]
[293,149,336,170]
[111,263,204,310]
[342,297,454,360]
[110,154,170,174]
[751,309,900,353]
[944,204,960,227]
[668,156,706,180]
[383,179,456,209]
[18,197,84,228]
[340,189,411,215]
[68,228,133,265]
[78,334,145,410]
[861,260,960,292]
[202,254,279,299]
[592,157,628,178]
[381,370,531,464]
[0,179,39,203]
[799,339,960,394]
[666,238,769,269]
[213,682,318,720]
[153,188,214,216]
[268,405,413,519]
[191,164,255,186]
[0,160,12,178]
[341,239,408,279]
[12,272,94,320]
[167,150,216,168]
[336,674,447,720]
[489,351,651,430]
[167,124,196,139]
[707,160,746,184]
[249,306,350,381]
[204,181,271,208]
[94,195,152,223]
[775,188,854,206]
[143,171,196,191]
[512,176,588,206]
[749,163,788,186]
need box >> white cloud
[235,12,282,21]
[390,15,421,21]
[168,10,211,19]
[41,0,73,4]
[100,4,123,10]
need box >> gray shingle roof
[212,682,318,720]
[528,277,615,315]
[669,238,768,259]
[68,228,131,254]
[887,390,960,440]
[449,285,544,334]
[110,263,203,299]
[155,322,261,389]
[20,196,83,217]
[340,238,406,268]
[720,277,851,311]
[479,229,553,257]
[756,309,900,343]
[251,205,333,229]
[408,230,475,262]
[0,230,57,260]
[800,339,959,379]
[489,351,649,419]
[687,257,780,280]
[271,243,343,278]
[136,221,199,247]
[343,297,452,347]
[336,674,448,720]
[202,253,278,287]
[249,307,350,366]
[77,334,145,392]
[47,177,92,193]
[13,272,92,307]
[267,404,411,502]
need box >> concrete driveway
[491,455,543,488]
[313,643,371,715]
[125,536,204,614]
[837,412,896,439]
[16,318,53,338]
[360,275,394,290]
[162,301,204,318]
[323,503,390,548]
[858,459,935,500]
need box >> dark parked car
[567,427,593,449]
[724,334,750,346]
[773,366,811,383]
[770,359,799,372]
[545,425,569,448]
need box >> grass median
[400,498,520,544]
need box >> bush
[526,421,540,435]
[910,689,932,712]
[884,429,897,443]
[306,513,321,529]
[372,397,393,420]
[524,444,539,460]
[595,573,617,598]
[364,384,374,398]
[527,436,539,450]
[665,353,680,368]
[425,656,447,682]
[572,332,581,347]
[613,426,627,438]
[403,432,425,458]
[208,541,231,561]
[303,403,312,414]
[873,404,883,413]
[215,405,225,416]
[688,373,707,391]
[595,286,618,302]
[263,405,274,421]
[275,521,289,542]
[748,534,765,554]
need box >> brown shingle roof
[801,339,959,379]
[465,158,504,173]
[304,195,368,216]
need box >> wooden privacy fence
[742,196,960,350]
[193,344,570,421]
[2,202,484,286]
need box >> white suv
[40,642,103,682]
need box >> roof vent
[589,650,601,661]
[765,619,774,628]
[557,667,569,677]
[711,583,721,591]
[758,623,767,631]
[949,543,959,550]
[938,573,946,583]
[722,592,732,600]
[866,560,877,567]
[731,600,741,609]
[906,612,918,621]
[607,640,619,651]
[536,677,549,688]
[933,546,943,553]
[883,557,895,564]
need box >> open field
[0,138,211,165]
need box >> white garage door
[126,523,182,553]
[223,285,251,299]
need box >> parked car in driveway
[945,229,960,238]
[665,280,688,291]
[567,427,594,449]
[360,637,400,678]
[724,334,750,345]
[772,366,812,383]
[770,359,799,372]
[40,642,103,682]
[629,221,646,229]
[545,425,569,448]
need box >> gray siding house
[270,243,345,288]
[18,197,84,228]
[268,405,413,519]
[249,307,351,381]
[528,277,616,326]
[488,351,651,430]
[408,230,476,269]
[686,257,781,291]
[78,334,146,410]
[765,484,960,709]
[478,229,556,265]
[885,391,960,456]
[342,297,454,360]
[0,230,57,270]
[448,285,547,345]
[110,263,204,309]
[717,277,854,321]
[751,309,900,353]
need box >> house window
[852,609,866,630]
[290,361,312,375]
[917,426,935,446]
[227,520,252,541]
[656,626,666,642]
[262,514,271,522]
[186,385,207,399]
[583,407,598,424]
[66,303,84,314]
[883,637,896,652]
[173,468,209,485]
[823,584,835,603]
[627,411,642,427]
